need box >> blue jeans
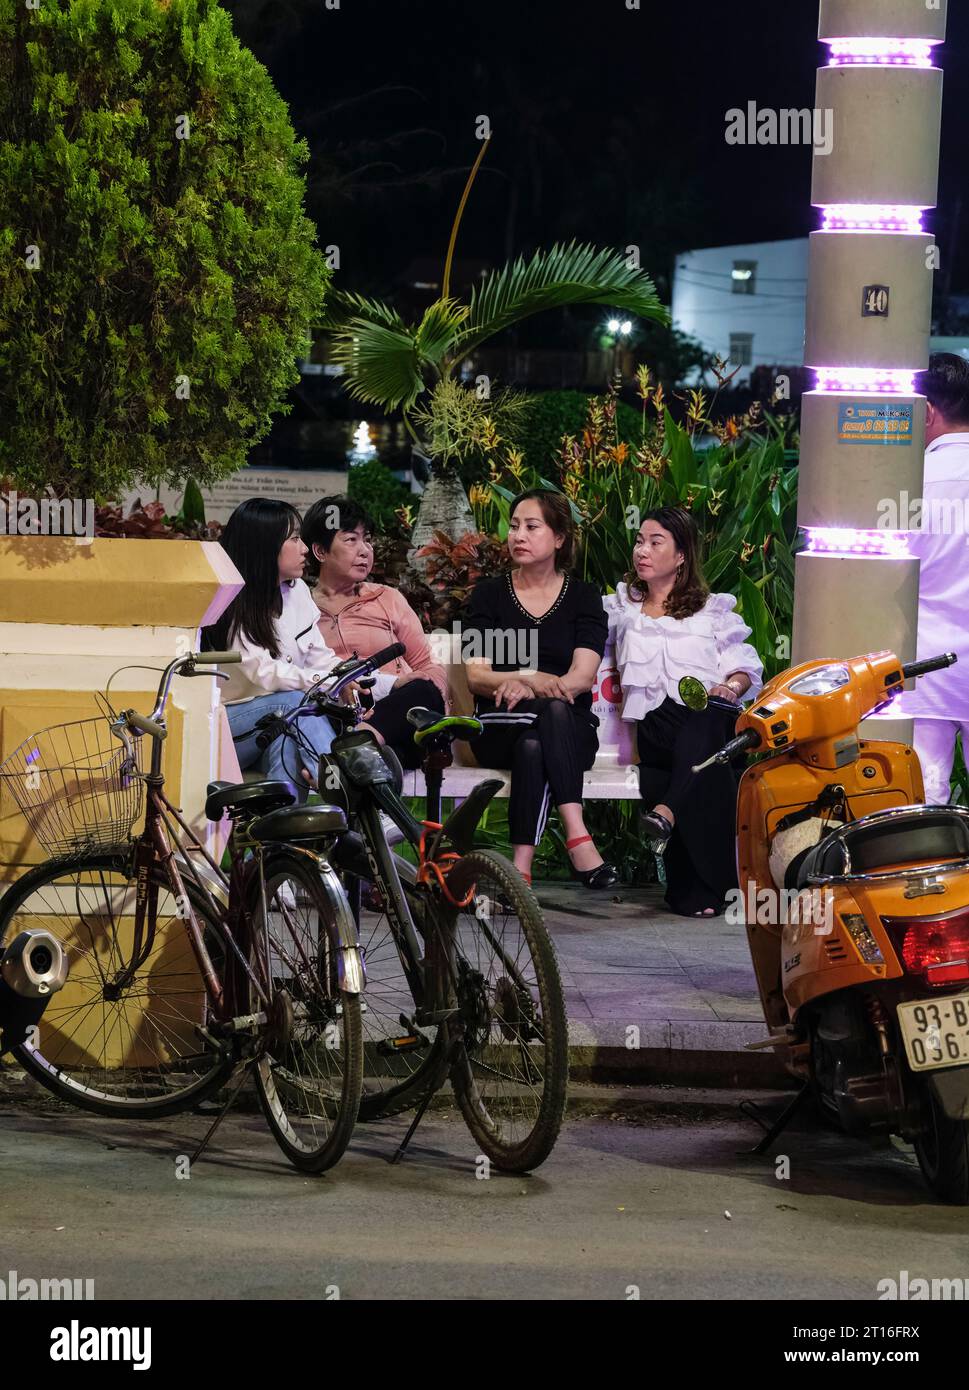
[226,690,336,802]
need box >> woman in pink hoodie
[301,497,448,769]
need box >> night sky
[226,0,969,301]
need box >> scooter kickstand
[739,1082,811,1155]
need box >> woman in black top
[464,489,618,889]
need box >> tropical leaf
[413,297,469,365]
[328,317,425,411]
[319,291,408,334]
[455,241,669,358]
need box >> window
[731,260,757,295]
[729,333,754,366]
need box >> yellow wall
[0,691,184,873]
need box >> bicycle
[0,649,367,1173]
[259,652,570,1172]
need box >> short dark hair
[509,488,575,571]
[920,353,969,426]
[301,496,375,582]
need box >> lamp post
[606,317,633,379]
[793,0,947,743]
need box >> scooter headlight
[788,664,851,697]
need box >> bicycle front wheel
[439,850,568,1172]
[0,855,236,1116]
[252,855,363,1173]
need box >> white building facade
[671,237,809,383]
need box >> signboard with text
[837,402,913,447]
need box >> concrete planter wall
[0,536,243,879]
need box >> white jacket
[905,432,969,720]
[221,580,341,705]
[603,585,764,720]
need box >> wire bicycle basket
[0,716,144,858]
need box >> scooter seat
[794,807,969,887]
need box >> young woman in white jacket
[203,498,341,798]
[605,507,763,916]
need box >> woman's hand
[494,678,534,710]
[391,669,422,689]
[523,671,574,702]
[708,682,742,703]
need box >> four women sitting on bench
[213,491,764,911]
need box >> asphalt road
[2,1088,968,1301]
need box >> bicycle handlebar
[253,644,408,750]
[124,709,168,741]
[191,649,242,666]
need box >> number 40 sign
[862,284,890,318]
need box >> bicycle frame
[111,654,276,1032]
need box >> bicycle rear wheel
[0,855,235,1116]
[346,856,449,1121]
[439,850,568,1171]
[252,856,363,1172]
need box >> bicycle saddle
[406,708,482,743]
[204,779,297,822]
[248,803,348,844]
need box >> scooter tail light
[884,912,969,986]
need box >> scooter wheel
[914,1081,969,1205]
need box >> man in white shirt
[908,354,969,803]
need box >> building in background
[673,238,969,388]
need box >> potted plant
[323,140,669,569]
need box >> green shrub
[516,389,642,475]
[347,456,411,534]
[0,0,329,500]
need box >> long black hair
[202,498,303,657]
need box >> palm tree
[322,143,670,559]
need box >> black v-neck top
[463,570,608,716]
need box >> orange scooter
[691,650,969,1203]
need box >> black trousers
[473,698,599,846]
[636,697,740,916]
[367,678,445,770]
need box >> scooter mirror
[678,676,709,712]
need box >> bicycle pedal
[376,1034,428,1055]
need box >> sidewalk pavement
[536,880,787,1088]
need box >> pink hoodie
[312,582,450,708]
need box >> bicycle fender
[440,779,506,855]
[263,848,366,995]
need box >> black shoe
[641,809,674,845]
[570,861,619,890]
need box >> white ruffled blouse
[603,584,764,721]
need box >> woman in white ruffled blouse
[605,507,764,916]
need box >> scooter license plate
[897,994,969,1072]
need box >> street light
[604,317,634,379]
